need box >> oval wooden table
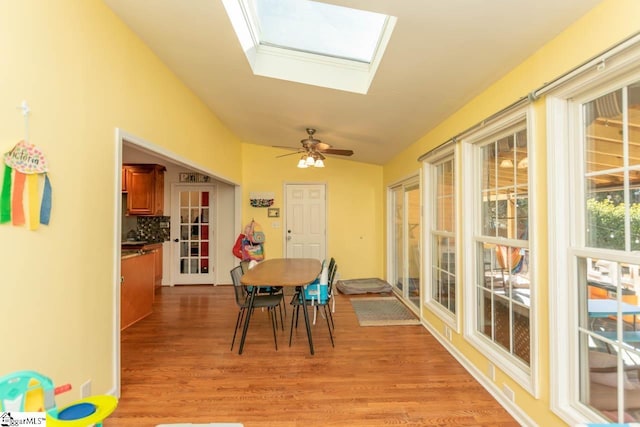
[240,258,322,355]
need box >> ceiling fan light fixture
[500,159,514,168]
[279,128,352,167]
[517,157,528,169]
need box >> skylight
[254,0,388,64]
[222,0,397,94]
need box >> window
[583,86,640,252]
[477,126,530,364]
[462,107,536,393]
[574,82,640,422]
[254,0,388,63]
[547,42,640,424]
[222,0,397,94]
[424,149,457,324]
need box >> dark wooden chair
[230,266,283,351]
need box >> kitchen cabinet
[121,251,155,330]
[145,243,163,293]
[123,164,166,216]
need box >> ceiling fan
[274,128,354,167]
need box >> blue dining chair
[289,260,337,348]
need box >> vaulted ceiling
[104,0,602,165]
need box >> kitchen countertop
[122,240,164,247]
[121,241,164,259]
[122,240,148,246]
[121,249,154,259]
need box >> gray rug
[350,296,420,326]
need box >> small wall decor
[267,208,280,218]
[249,191,274,207]
[0,101,52,230]
[179,172,211,183]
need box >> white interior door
[285,184,326,260]
[171,184,216,284]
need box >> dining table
[588,298,640,331]
[239,257,322,355]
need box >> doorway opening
[113,128,241,396]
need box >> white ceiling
[103,0,602,165]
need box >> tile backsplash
[136,216,171,243]
[121,194,170,243]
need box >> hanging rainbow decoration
[0,140,52,230]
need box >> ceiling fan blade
[319,148,354,156]
[276,150,304,158]
[314,142,331,151]
[273,145,300,151]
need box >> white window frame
[462,105,539,396]
[423,145,460,331]
[547,43,640,424]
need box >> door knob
[173,238,179,242]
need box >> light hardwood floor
[109,285,518,426]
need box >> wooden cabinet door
[121,253,155,330]
[123,164,165,216]
[153,245,163,292]
[125,166,154,215]
[156,246,163,288]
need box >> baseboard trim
[421,319,537,427]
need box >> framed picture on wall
[267,208,280,218]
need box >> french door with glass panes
[171,184,215,284]
[389,178,421,309]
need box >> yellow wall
[241,143,384,280]
[384,0,640,425]
[0,0,242,403]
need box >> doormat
[350,296,420,326]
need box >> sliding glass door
[390,178,421,309]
